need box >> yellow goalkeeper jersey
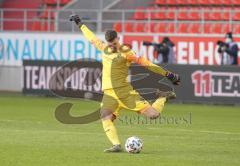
[80,25,167,90]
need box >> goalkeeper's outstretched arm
[70,14,106,51]
[80,25,106,51]
[126,50,180,85]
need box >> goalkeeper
[70,15,180,153]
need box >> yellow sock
[102,119,120,145]
[152,97,166,113]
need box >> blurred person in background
[217,32,239,65]
[143,37,176,64]
[159,37,176,64]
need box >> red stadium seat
[176,0,186,5]
[212,24,222,34]
[44,0,55,5]
[187,0,198,4]
[40,7,55,19]
[209,8,222,20]
[134,23,145,32]
[133,7,145,20]
[124,22,134,32]
[199,0,209,5]
[222,9,230,21]
[155,23,166,33]
[178,9,189,20]
[189,9,201,20]
[222,24,230,33]
[221,0,231,5]
[166,7,176,20]
[232,0,240,5]
[204,23,211,33]
[166,0,176,5]
[144,7,156,20]
[178,23,189,33]
[153,11,166,20]
[32,21,41,31]
[44,0,71,5]
[111,3,235,34]
[233,24,240,33]
[145,23,156,32]
[209,0,221,5]
[154,0,165,5]
[203,7,211,20]
[166,23,175,33]
[32,20,54,31]
[233,11,240,21]
[60,0,71,5]
[189,23,201,33]
[113,22,122,32]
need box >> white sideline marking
[179,129,240,135]
[148,127,240,135]
[1,119,240,136]
[0,119,44,124]
[0,129,105,137]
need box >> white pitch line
[148,127,240,135]
[0,128,162,138]
[1,119,240,136]
[178,129,240,135]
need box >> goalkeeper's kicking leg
[141,91,176,119]
[101,91,176,153]
[101,108,122,153]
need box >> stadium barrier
[1,32,240,66]
[1,32,240,93]
[23,60,240,105]
[0,65,22,91]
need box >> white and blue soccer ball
[125,136,143,153]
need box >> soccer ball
[125,136,143,153]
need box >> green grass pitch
[0,94,240,166]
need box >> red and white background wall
[123,34,240,65]
[1,32,240,66]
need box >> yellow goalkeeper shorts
[101,86,150,116]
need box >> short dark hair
[105,30,117,43]
[162,37,170,43]
[226,32,233,39]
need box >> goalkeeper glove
[69,14,83,28]
[166,72,180,85]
